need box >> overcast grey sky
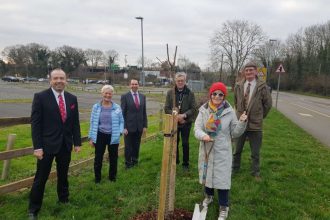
[0,0,329,68]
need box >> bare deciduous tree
[137,56,153,69]
[253,40,282,73]
[2,45,29,65]
[52,45,86,74]
[210,20,265,86]
[104,50,119,69]
[84,49,103,72]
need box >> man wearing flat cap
[232,61,272,181]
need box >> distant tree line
[279,22,330,95]
[0,43,119,79]
[0,43,204,85]
[209,19,330,96]
[2,19,328,96]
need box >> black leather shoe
[232,168,240,174]
[28,212,38,220]
[58,199,69,204]
[182,165,189,172]
[125,164,133,169]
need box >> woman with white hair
[88,85,124,183]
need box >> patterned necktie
[134,93,139,109]
[58,94,66,122]
[244,83,251,111]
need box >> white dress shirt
[130,90,140,104]
[51,87,67,117]
[244,79,256,104]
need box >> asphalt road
[273,91,330,147]
[0,82,164,121]
[2,81,329,147]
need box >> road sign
[275,63,285,109]
[110,64,120,71]
[257,67,267,81]
[275,64,285,73]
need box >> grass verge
[0,107,329,219]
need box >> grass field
[0,97,330,219]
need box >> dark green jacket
[164,86,197,124]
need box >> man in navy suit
[121,79,147,168]
[28,69,81,219]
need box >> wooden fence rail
[0,117,30,127]
[0,134,158,195]
[0,111,163,194]
[0,136,88,161]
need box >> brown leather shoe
[254,175,262,182]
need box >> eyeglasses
[211,92,224,97]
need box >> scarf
[205,100,225,137]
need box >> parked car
[24,77,38,82]
[38,78,48,82]
[16,77,25,82]
[1,76,19,82]
[85,79,98,84]
[96,80,109,84]
[67,79,79,84]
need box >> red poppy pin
[70,104,75,110]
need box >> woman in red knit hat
[194,82,247,220]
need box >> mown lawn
[1,104,330,219]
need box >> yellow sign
[257,67,267,81]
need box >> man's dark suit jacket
[121,92,148,132]
[31,88,81,154]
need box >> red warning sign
[275,64,285,73]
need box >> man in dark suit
[121,79,147,169]
[28,68,81,219]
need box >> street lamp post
[124,54,128,67]
[219,54,223,81]
[267,39,277,83]
[135,16,144,88]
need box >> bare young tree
[253,40,282,72]
[84,49,103,72]
[177,55,190,73]
[52,45,87,74]
[2,44,30,76]
[2,44,29,65]
[210,20,265,87]
[104,49,119,70]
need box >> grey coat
[194,101,246,189]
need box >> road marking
[290,103,330,118]
[298,113,313,117]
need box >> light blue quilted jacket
[88,101,124,144]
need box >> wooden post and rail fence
[0,107,164,195]
[1,107,183,220]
